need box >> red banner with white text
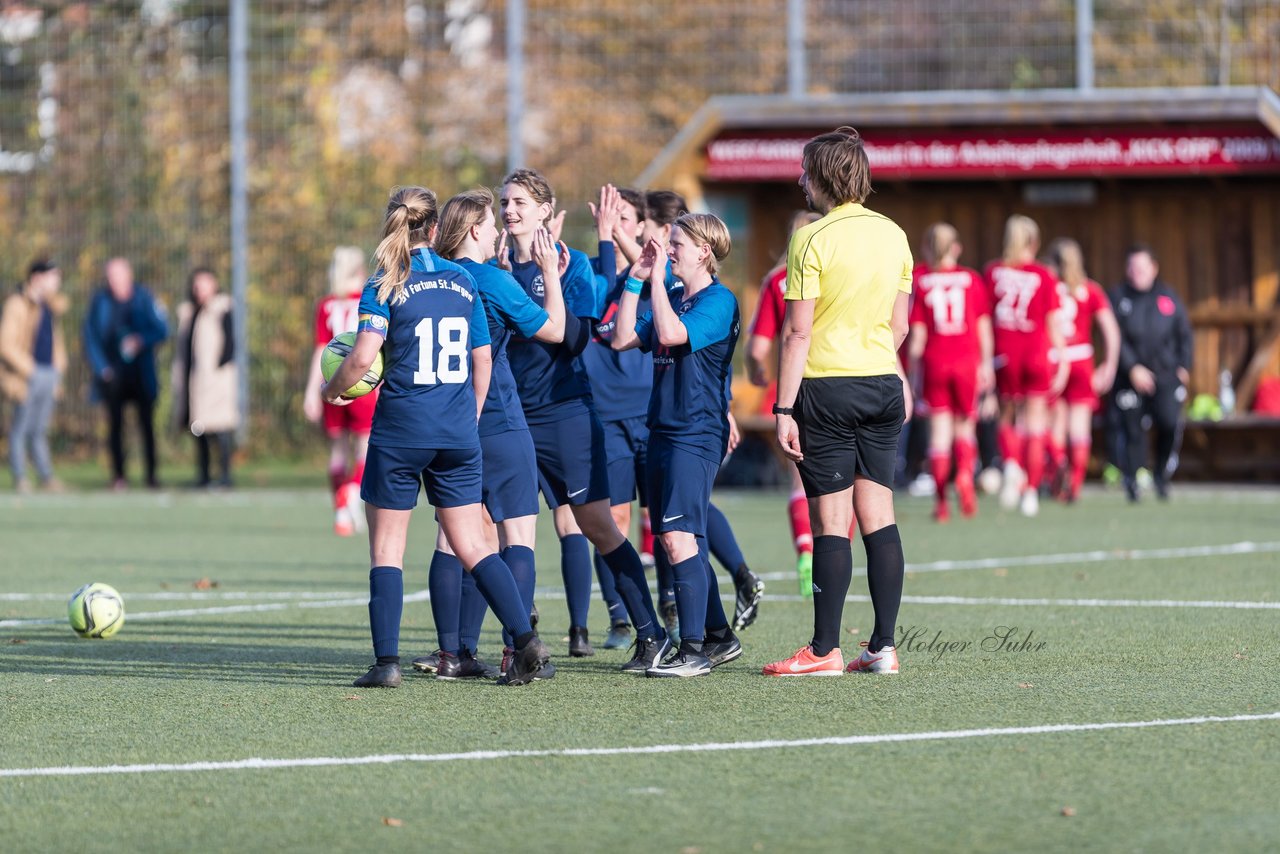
[704,125,1280,181]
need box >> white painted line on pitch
[2,711,1276,779]
[0,590,360,602]
[758,593,1280,609]
[0,591,431,629]
[758,540,1280,582]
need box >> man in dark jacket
[83,257,169,490]
[1109,244,1192,502]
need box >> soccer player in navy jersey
[320,185,549,688]
[499,168,670,673]
[643,191,765,637]
[612,214,742,677]
[583,184,651,651]
[405,188,567,680]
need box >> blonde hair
[674,212,731,275]
[1002,215,1040,264]
[1048,237,1087,287]
[921,222,959,267]
[802,126,872,205]
[769,210,821,272]
[502,168,554,224]
[436,188,494,261]
[329,246,366,296]
[373,186,438,305]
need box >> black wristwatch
[772,404,795,416]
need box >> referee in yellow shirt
[762,127,914,678]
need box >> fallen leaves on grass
[681,847,702,854]
[1061,806,1076,817]
[7,637,26,644]
[992,567,1008,577]
[1233,651,1248,660]
[343,694,361,701]
[381,817,403,827]
[1018,682,1035,689]
[193,578,219,590]
[845,627,860,635]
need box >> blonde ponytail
[1049,237,1087,287]
[436,188,494,261]
[373,186,438,305]
[921,222,958,267]
[1002,214,1040,264]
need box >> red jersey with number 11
[908,263,988,366]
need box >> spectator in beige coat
[171,268,239,488]
[1,260,67,493]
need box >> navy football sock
[864,524,904,652]
[500,545,536,648]
[368,566,403,662]
[654,548,676,606]
[427,551,462,655]
[593,549,629,624]
[559,534,592,628]
[706,503,749,582]
[810,536,853,657]
[601,541,663,641]
[670,554,708,644]
[470,554,532,640]
[701,546,730,632]
[459,570,488,654]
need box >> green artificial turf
[1,485,1278,852]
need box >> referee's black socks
[863,524,903,653]
[810,536,852,656]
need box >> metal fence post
[229,0,250,442]
[788,0,807,98]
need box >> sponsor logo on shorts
[568,487,588,499]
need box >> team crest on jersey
[532,273,545,298]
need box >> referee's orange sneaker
[761,645,844,677]
[845,642,900,674]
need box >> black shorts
[795,375,904,497]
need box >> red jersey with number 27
[908,264,988,365]
[984,260,1060,352]
[314,293,363,347]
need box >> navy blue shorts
[530,408,612,509]
[361,443,482,511]
[480,428,540,522]
[602,415,649,507]
[645,433,719,537]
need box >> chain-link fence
[2,0,1278,463]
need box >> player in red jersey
[1044,238,1120,503]
[745,210,821,595]
[984,215,1068,517]
[907,223,994,522]
[303,246,379,536]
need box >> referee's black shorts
[795,374,905,497]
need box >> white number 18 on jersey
[413,317,470,385]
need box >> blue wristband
[624,276,644,295]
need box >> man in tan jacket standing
[1,260,67,493]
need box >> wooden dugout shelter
[641,86,1280,479]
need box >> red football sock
[998,423,1023,469]
[349,457,366,495]
[640,512,654,556]
[1047,437,1066,475]
[788,489,813,555]
[1024,432,1046,490]
[1070,439,1092,496]
[329,464,348,509]
[954,437,978,481]
[929,449,952,504]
